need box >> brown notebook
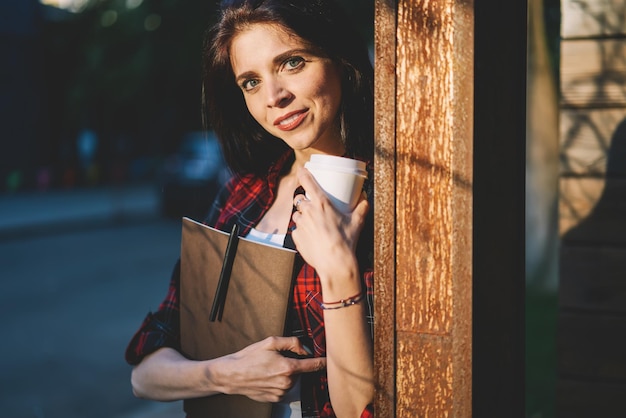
[179,217,299,418]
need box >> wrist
[317,255,361,301]
[318,290,364,310]
[202,357,230,395]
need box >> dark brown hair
[202,0,374,176]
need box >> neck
[292,143,345,173]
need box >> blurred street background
[0,1,374,417]
[0,186,184,417]
[0,0,560,417]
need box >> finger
[291,210,302,225]
[293,195,307,212]
[296,168,324,201]
[264,336,309,356]
[291,357,327,374]
[351,196,369,221]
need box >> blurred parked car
[158,131,230,220]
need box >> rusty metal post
[374,0,475,416]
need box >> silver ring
[295,198,303,211]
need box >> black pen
[210,223,240,322]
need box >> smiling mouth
[274,110,309,131]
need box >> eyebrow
[234,48,316,85]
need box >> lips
[274,109,309,131]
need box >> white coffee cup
[304,154,368,213]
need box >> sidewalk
[0,183,161,240]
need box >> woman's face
[230,23,344,155]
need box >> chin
[279,134,319,151]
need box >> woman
[125,1,374,417]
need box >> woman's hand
[213,336,326,403]
[131,338,325,403]
[291,167,369,279]
[290,167,375,417]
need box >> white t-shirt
[245,227,303,418]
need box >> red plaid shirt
[125,151,374,417]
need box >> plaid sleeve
[124,260,181,365]
[361,403,374,417]
[124,173,258,367]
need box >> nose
[266,78,293,108]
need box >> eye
[283,56,305,71]
[242,78,260,91]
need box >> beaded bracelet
[319,291,364,310]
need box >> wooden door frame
[374,0,527,416]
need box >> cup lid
[304,161,368,178]
[309,154,367,171]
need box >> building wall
[557,1,626,415]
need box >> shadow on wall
[557,117,626,418]
[562,118,626,245]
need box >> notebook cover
[179,217,298,418]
